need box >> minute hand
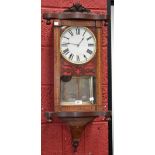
[78,38,84,46]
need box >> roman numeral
[76,28,80,35]
[86,49,93,54]
[76,55,80,61]
[63,48,69,55]
[83,29,86,36]
[69,53,74,60]
[63,36,69,40]
[87,36,92,41]
[83,54,87,60]
[68,30,73,36]
[88,43,94,47]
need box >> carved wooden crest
[64,3,90,13]
[43,2,107,24]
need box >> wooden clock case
[43,3,111,152]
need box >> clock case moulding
[43,3,111,152]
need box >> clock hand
[69,43,79,46]
[78,38,84,47]
[62,42,78,46]
[61,43,70,45]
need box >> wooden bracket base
[45,111,111,152]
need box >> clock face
[60,27,96,64]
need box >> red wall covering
[41,0,109,154]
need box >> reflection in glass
[60,76,96,105]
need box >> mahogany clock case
[53,19,104,113]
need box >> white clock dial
[60,27,96,64]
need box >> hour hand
[61,43,70,46]
[69,43,78,46]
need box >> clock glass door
[60,76,96,105]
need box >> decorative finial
[64,3,90,13]
[72,140,79,152]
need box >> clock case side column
[53,20,61,112]
[96,21,104,111]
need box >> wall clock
[43,3,111,152]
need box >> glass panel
[60,76,96,105]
